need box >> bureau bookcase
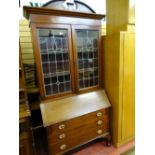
[24,6,111,155]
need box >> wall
[19,19,37,89]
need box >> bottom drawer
[48,126,109,155]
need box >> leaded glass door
[72,26,101,92]
[32,24,75,99]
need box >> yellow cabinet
[103,31,135,146]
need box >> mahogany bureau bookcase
[24,6,111,155]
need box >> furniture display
[19,44,36,155]
[40,89,111,155]
[23,6,111,155]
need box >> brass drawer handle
[59,133,66,139]
[96,112,102,117]
[58,124,65,130]
[60,144,67,150]
[97,120,103,125]
[97,129,103,134]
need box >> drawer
[47,114,109,144]
[48,125,109,155]
[47,108,109,133]
[47,109,109,144]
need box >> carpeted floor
[120,147,135,155]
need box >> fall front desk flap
[40,89,111,127]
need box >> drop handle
[60,144,67,150]
[58,124,65,130]
[59,133,66,139]
[96,112,102,117]
[97,129,103,134]
[97,120,103,125]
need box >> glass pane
[38,28,71,96]
[76,29,99,89]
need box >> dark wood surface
[40,89,111,127]
[40,89,111,154]
[46,108,110,155]
[47,108,109,144]
[23,6,105,20]
[48,129,109,155]
[29,14,102,26]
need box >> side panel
[103,33,121,146]
[121,32,135,141]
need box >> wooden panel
[103,31,135,146]
[101,24,106,36]
[48,126,109,155]
[20,31,32,37]
[20,37,32,43]
[21,53,34,60]
[47,109,109,143]
[103,33,121,146]
[23,6,105,20]
[20,43,33,49]
[19,104,31,119]
[19,19,29,25]
[19,139,31,155]
[121,32,135,141]
[19,44,26,88]
[21,49,34,54]
[40,89,111,127]
[19,19,37,89]
[19,26,31,32]
[106,0,129,35]
[22,59,35,64]
[30,14,101,26]
[47,112,109,145]
[127,24,135,32]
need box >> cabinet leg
[106,135,111,147]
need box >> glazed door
[31,24,75,99]
[72,25,101,92]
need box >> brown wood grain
[48,127,109,155]
[40,89,111,127]
[23,6,105,20]
[47,109,109,144]
[30,14,101,26]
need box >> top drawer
[47,108,109,134]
